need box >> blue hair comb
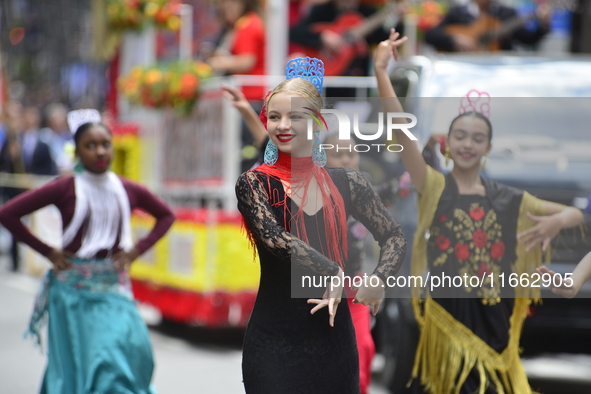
[285,57,325,94]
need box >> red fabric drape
[244,152,348,268]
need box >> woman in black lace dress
[236,57,407,393]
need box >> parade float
[98,0,419,328]
[99,0,260,327]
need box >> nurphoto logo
[306,109,418,153]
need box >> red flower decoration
[454,243,470,261]
[490,241,506,260]
[470,206,485,221]
[438,136,447,155]
[473,229,487,248]
[436,235,450,251]
[477,262,491,277]
[439,213,447,222]
[259,90,273,127]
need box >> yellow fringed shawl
[409,166,554,394]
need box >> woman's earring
[481,154,488,172]
[264,139,278,165]
[73,157,85,174]
[444,146,451,166]
[312,130,326,167]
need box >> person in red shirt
[208,0,266,101]
[208,0,266,171]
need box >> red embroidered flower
[454,243,470,261]
[470,206,485,221]
[439,214,447,222]
[490,241,506,260]
[477,262,491,277]
[436,235,450,251]
[473,229,487,248]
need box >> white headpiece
[67,109,102,134]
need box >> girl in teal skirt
[0,109,175,393]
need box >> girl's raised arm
[222,84,267,149]
[374,29,428,194]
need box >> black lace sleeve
[236,171,341,276]
[345,169,407,282]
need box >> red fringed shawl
[243,152,348,268]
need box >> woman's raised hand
[221,84,250,113]
[308,268,345,327]
[374,29,408,72]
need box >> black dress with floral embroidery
[236,167,407,394]
[414,173,524,394]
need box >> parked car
[369,54,591,393]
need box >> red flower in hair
[438,137,447,156]
[436,235,450,251]
[470,206,485,221]
[439,213,447,222]
[473,229,487,248]
[259,90,272,127]
[454,243,470,261]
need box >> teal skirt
[30,259,156,394]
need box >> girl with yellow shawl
[375,30,585,394]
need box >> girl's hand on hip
[113,247,142,271]
[47,248,74,273]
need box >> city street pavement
[0,269,247,394]
[3,264,589,394]
[0,267,388,394]
[0,270,46,394]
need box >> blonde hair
[266,78,323,113]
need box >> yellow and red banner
[130,209,260,327]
